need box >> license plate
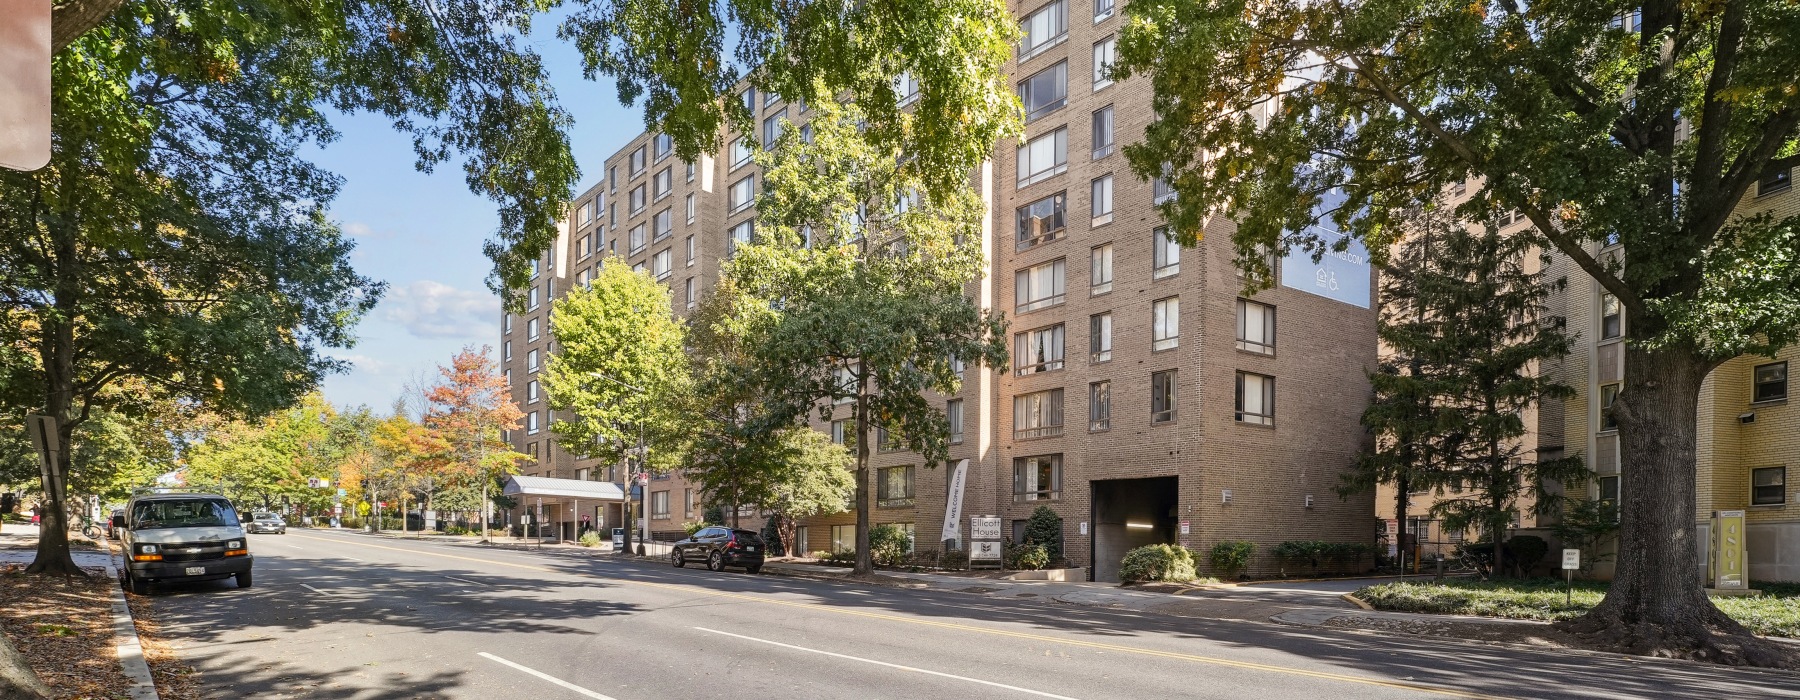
[746,546,756,552]
[185,567,205,576]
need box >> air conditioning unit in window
[1221,489,1233,505]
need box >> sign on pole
[1562,548,1580,605]
[1561,549,1580,571]
[969,515,1002,568]
[941,459,968,549]
[0,0,52,171]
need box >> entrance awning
[503,475,626,501]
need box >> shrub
[760,516,786,557]
[1021,506,1063,560]
[1272,541,1330,572]
[339,516,365,530]
[868,524,912,567]
[824,550,856,566]
[703,505,726,524]
[1119,544,1197,584]
[1327,542,1374,568]
[1006,543,1050,571]
[682,520,710,536]
[1208,540,1255,579]
[578,531,602,547]
[1506,535,1549,571]
[939,548,970,570]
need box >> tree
[2,0,577,575]
[542,259,690,554]
[560,0,1018,200]
[1116,0,1800,662]
[186,394,343,512]
[422,346,528,541]
[727,97,1008,576]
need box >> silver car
[246,513,287,535]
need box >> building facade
[503,0,1383,579]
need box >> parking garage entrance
[1090,477,1179,582]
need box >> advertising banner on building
[941,459,969,549]
[1280,186,1372,309]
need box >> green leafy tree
[4,0,575,575]
[560,0,1019,199]
[1116,0,1800,662]
[542,260,690,554]
[726,97,1007,576]
[186,394,343,512]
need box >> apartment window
[629,146,646,175]
[731,136,753,168]
[629,224,646,253]
[1093,0,1113,21]
[834,365,858,404]
[504,313,513,334]
[654,208,673,240]
[527,317,540,341]
[527,410,540,434]
[609,166,617,189]
[632,261,646,273]
[1013,455,1062,502]
[1752,467,1787,506]
[685,193,696,224]
[1754,362,1787,403]
[1089,312,1112,362]
[579,235,592,259]
[1236,299,1276,355]
[1018,61,1068,123]
[1091,105,1114,158]
[727,220,754,257]
[1093,36,1117,90]
[831,419,848,445]
[651,490,670,519]
[894,72,920,105]
[1600,293,1623,340]
[526,379,539,403]
[1152,297,1179,351]
[1017,127,1069,187]
[729,175,756,213]
[654,133,673,161]
[529,257,541,279]
[762,110,786,146]
[951,355,966,378]
[1089,381,1110,431]
[947,399,964,444]
[1014,324,1066,376]
[1019,0,1068,62]
[1153,168,1176,204]
[831,524,854,553]
[1151,370,1177,423]
[686,235,697,265]
[528,286,540,310]
[685,277,696,308]
[1600,383,1621,431]
[1598,475,1620,510]
[527,349,539,372]
[686,160,696,182]
[504,341,512,361]
[1760,167,1793,196]
[1013,388,1065,439]
[1090,243,1113,295]
[1236,371,1274,426]
[630,185,646,213]
[1153,227,1180,278]
[878,466,916,507]
[653,248,672,280]
[1015,258,1067,313]
[876,424,903,453]
[1016,191,1067,251]
[578,268,591,287]
[578,201,593,226]
[525,442,537,459]
[740,87,757,113]
[654,167,672,200]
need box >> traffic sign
[307,477,331,488]
[1561,549,1580,570]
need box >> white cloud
[379,280,501,341]
[343,221,396,240]
[326,353,397,374]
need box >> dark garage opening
[1090,476,1179,582]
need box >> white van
[118,491,253,594]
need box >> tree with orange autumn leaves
[421,346,529,540]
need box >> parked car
[670,526,765,573]
[246,513,287,535]
[118,491,252,594]
[105,508,125,539]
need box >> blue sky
[312,22,640,411]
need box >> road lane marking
[299,584,334,596]
[445,576,484,586]
[292,533,1500,699]
[695,626,1081,699]
[478,652,618,699]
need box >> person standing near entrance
[579,514,593,537]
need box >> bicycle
[76,513,103,541]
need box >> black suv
[671,527,765,573]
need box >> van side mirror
[111,515,126,529]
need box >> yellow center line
[288,533,1507,699]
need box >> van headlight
[138,544,157,554]
[227,540,242,549]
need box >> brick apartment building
[502,0,1383,580]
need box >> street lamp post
[588,371,649,556]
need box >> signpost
[1561,548,1580,605]
[970,515,1002,568]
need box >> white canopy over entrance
[503,476,625,541]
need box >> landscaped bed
[1354,578,1800,638]
[0,563,133,699]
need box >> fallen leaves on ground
[123,588,201,700]
[0,563,131,699]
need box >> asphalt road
[138,530,1800,699]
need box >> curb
[101,558,158,700]
[1340,593,1375,611]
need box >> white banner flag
[941,459,969,547]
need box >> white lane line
[340,556,364,562]
[693,627,1082,700]
[478,652,618,699]
[285,544,303,550]
[299,584,335,596]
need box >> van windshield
[132,499,239,529]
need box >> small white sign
[969,515,1002,541]
[1078,521,1089,535]
[1179,520,1191,535]
[971,540,1003,561]
[1561,548,1580,570]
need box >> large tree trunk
[1559,344,1781,665]
[27,208,85,578]
[852,390,872,576]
